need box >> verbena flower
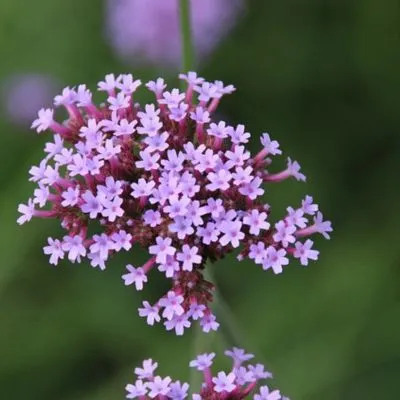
[18,71,332,335]
[2,73,59,127]
[125,347,289,399]
[105,0,243,67]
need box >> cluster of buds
[18,71,332,335]
[126,347,289,399]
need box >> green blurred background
[1,0,399,399]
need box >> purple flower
[260,132,282,156]
[106,0,244,68]
[81,190,104,218]
[146,78,166,95]
[301,195,318,215]
[285,206,307,228]
[293,239,319,266]
[138,301,160,326]
[161,149,186,173]
[254,386,283,400]
[219,220,244,248]
[229,124,251,144]
[97,73,120,93]
[122,265,148,290]
[243,209,270,235]
[158,255,180,278]
[239,176,265,200]
[189,303,206,320]
[61,186,80,207]
[147,376,172,398]
[190,105,210,124]
[168,380,189,400]
[176,245,202,271]
[107,92,130,111]
[135,358,158,379]
[189,352,215,371]
[273,221,296,248]
[18,71,331,336]
[127,347,288,399]
[116,73,141,95]
[296,211,333,239]
[164,313,191,335]
[43,237,64,265]
[135,150,160,171]
[248,363,273,380]
[205,198,224,218]
[159,291,185,320]
[197,222,219,245]
[90,233,112,260]
[125,379,147,399]
[225,145,250,168]
[144,131,169,152]
[61,235,86,263]
[263,247,289,274]
[206,169,232,192]
[2,73,59,127]
[313,212,333,239]
[101,195,124,222]
[149,237,176,264]
[249,242,267,265]
[225,347,254,365]
[200,313,219,333]
[31,108,54,133]
[164,195,191,218]
[131,178,155,198]
[212,371,236,393]
[169,216,194,240]
[98,176,124,198]
[17,198,36,225]
[111,230,132,251]
[143,210,162,227]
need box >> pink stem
[203,367,213,389]
[263,169,291,182]
[49,122,71,137]
[34,210,57,218]
[196,124,204,144]
[295,224,317,237]
[142,256,157,274]
[207,98,220,113]
[253,148,268,164]
[241,381,258,397]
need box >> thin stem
[179,0,195,73]
[205,268,271,376]
[204,268,247,349]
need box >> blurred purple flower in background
[1,73,59,127]
[105,0,243,67]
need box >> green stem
[204,268,248,349]
[179,0,195,73]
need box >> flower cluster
[18,71,332,335]
[106,0,243,67]
[126,347,289,399]
[2,73,59,127]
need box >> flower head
[126,348,289,399]
[18,72,331,334]
[106,0,243,67]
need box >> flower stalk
[179,0,195,73]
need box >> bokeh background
[1,0,399,399]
